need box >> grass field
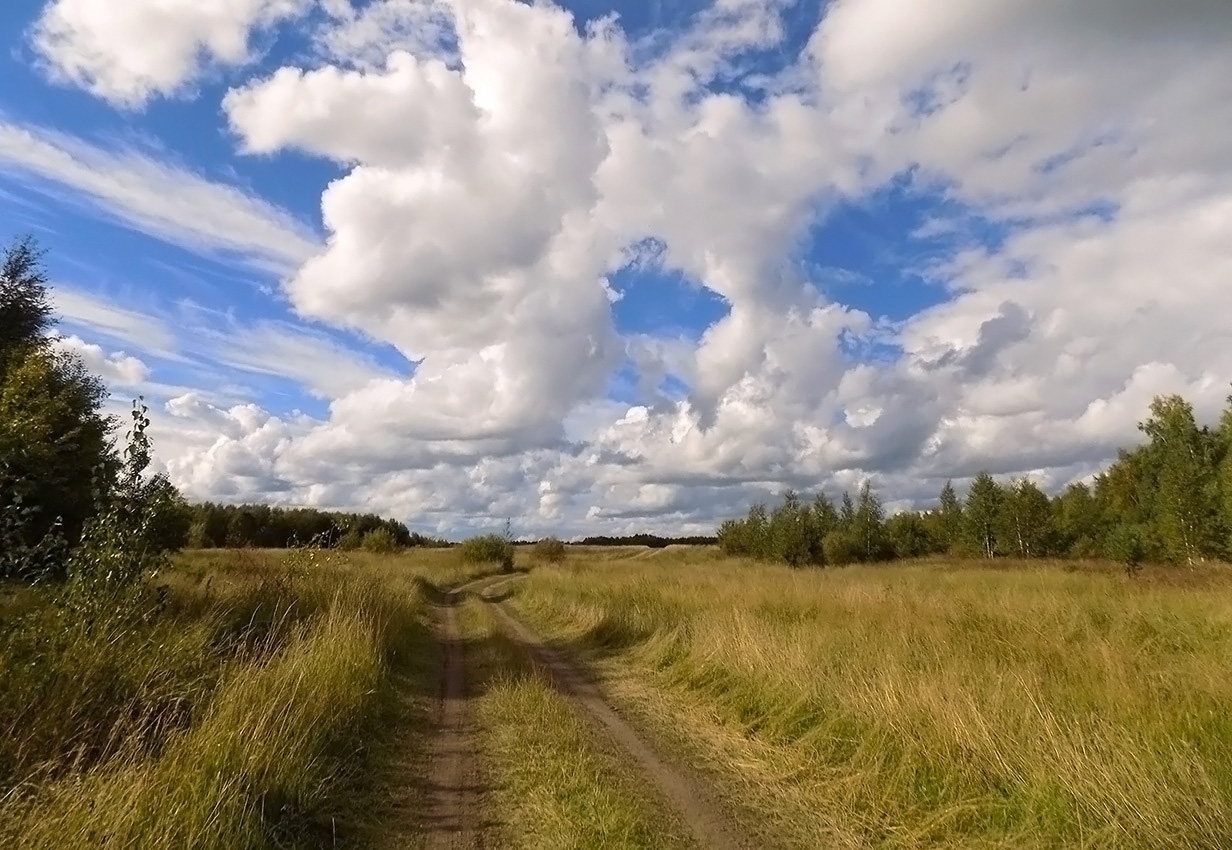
[3,546,1231,849]
[0,547,484,849]
[511,549,1232,849]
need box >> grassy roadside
[457,598,697,850]
[0,549,434,849]
[511,554,1232,849]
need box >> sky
[1,0,1230,538]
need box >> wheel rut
[422,591,488,850]
[477,582,753,850]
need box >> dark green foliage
[0,236,53,370]
[359,527,399,554]
[822,529,861,566]
[575,533,718,546]
[1138,395,1224,563]
[997,478,1055,558]
[1105,523,1146,574]
[720,483,896,567]
[887,512,932,559]
[964,473,1004,559]
[937,481,964,552]
[1054,482,1102,558]
[181,502,430,549]
[1,236,113,579]
[854,481,892,561]
[64,400,177,603]
[458,533,515,567]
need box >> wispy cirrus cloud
[0,120,320,274]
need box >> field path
[422,588,490,850]
[478,583,752,850]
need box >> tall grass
[513,556,1232,849]
[0,550,425,849]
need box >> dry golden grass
[512,551,1232,849]
[0,546,473,849]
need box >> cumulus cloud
[31,0,1232,533]
[51,335,151,387]
[32,0,313,107]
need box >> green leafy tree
[1054,482,1102,558]
[839,491,856,530]
[887,511,931,559]
[812,493,839,539]
[853,481,890,562]
[1105,522,1146,576]
[998,478,1054,558]
[360,527,399,554]
[1,237,113,576]
[937,480,964,552]
[965,472,1003,559]
[1139,395,1223,563]
[770,490,822,567]
[822,529,861,566]
[1217,395,1232,552]
[0,236,53,371]
[533,537,567,563]
[66,400,175,602]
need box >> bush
[458,534,515,569]
[533,537,567,563]
[360,528,398,554]
[823,530,861,567]
[1106,523,1146,574]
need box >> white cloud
[0,121,319,273]
[32,0,313,107]
[51,335,151,386]
[314,0,457,68]
[206,319,400,399]
[51,287,178,353]
[23,0,1232,533]
[50,287,395,406]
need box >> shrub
[458,534,515,570]
[360,527,398,554]
[1106,523,1146,575]
[533,537,567,563]
[336,528,364,551]
[822,530,861,567]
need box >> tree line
[181,502,449,550]
[719,393,1232,568]
[573,533,718,547]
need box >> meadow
[512,548,1232,849]
[3,546,1231,849]
[0,547,487,849]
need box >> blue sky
[1,0,1228,535]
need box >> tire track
[481,591,752,850]
[423,592,488,850]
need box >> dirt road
[419,574,751,849]
[478,579,751,850]
[422,591,489,850]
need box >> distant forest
[184,505,718,551]
[181,503,450,550]
[570,534,718,547]
[719,393,1232,568]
